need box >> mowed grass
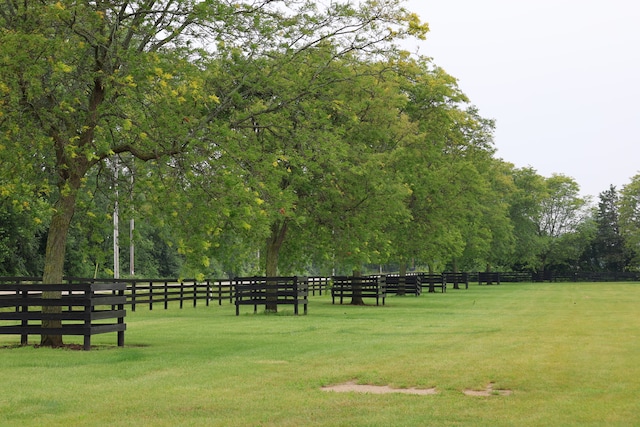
[1,282,639,426]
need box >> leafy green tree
[535,174,587,273]
[619,175,640,268]
[1,1,218,345]
[0,0,425,343]
[220,49,416,284]
[507,167,546,270]
[0,189,48,276]
[125,226,185,279]
[388,58,505,277]
[291,57,415,280]
[565,213,598,272]
[591,185,628,271]
[457,158,515,272]
[506,170,587,273]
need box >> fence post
[20,289,28,346]
[83,285,92,351]
[206,280,211,306]
[117,284,125,347]
[131,281,137,312]
[193,280,197,308]
[293,277,299,315]
[179,281,184,309]
[149,281,154,311]
[164,281,169,310]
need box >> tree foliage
[619,175,640,267]
[0,0,427,342]
[591,186,628,271]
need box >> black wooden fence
[0,276,329,312]
[0,281,126,350]
[3,270,635,322]
[67,278,233,311]
[0,277,228,311]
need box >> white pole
[129,167,134,276]
[129,217,134,276]
[113,158,120,279]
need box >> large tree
[387,58,504,276]
[619,175,640,268]
[205,43,431,283]
[0,0,427,345]
[592,185,628,271]
[507,167,546,270]
[506,170,588,273]
[0,188,48,276]
[224,51,416,284]
[457,158,515,273]
[534,174,587,273]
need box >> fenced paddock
[307,276,330,296]
[66,277,235,310]
[234,276,309,315]
[418,273,446,293]
[126,280,212,311]
[5,270,637,329]
[0,277,264,312]
[444,272,469,290]
[0,282,126,350]
[331,276,387,305]
[384,275,422,296]
[478,272,501,285]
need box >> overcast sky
[403,0,640,199]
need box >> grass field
[1,282,639,426]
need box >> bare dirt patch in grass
[463,382,513,397]
[255,359,289,364]
[321,381,438,395]
[321,381,513,397]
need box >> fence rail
[0,277,232,311]
[127,280,210,311]
[0,277,325,311]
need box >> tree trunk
[427,263,435,292]
[451,258,460,289]
[485,263,493,285]
[397,261,407,296]
[264,220,288,312]
[350,269,364,305]
[40,189,78,346]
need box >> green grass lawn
[1,282,639,426]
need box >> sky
[403,0,640,198]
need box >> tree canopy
[0,0,427,343]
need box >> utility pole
[129,217,134,276]
[113,157,120,279]
[129,166,135,276]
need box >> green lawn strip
[0,282,639,426]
